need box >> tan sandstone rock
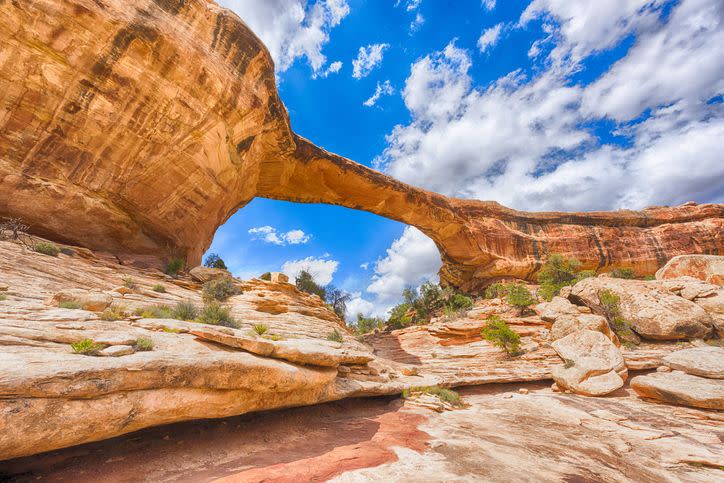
[663,347,724,379]
[189,266,232,283]
[49,289,113,312]
[570,277,715,340]
[631,371,724,410]
[656,254,724,285]
[551,330,627,396]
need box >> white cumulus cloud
[249,226,311,245]
[352,43,390,79]
[282,256,339,285]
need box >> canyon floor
[2,379,723,482]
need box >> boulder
[551,330,627,396]
[535,296,581,322]
[49,289,112,312]
[570,277,714,340]
[189,266,232,283]
[549,314,615,343]
[270,272,290,283]
[630,371,724,410]
[663,347,724,379]
[656,254,724,285]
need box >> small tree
[537,253,582,301]
[481,315,521,356]
[387,302,413,330]
[506,283,536,315]
[597,289,639,346]
[165,257,185,277]
[204,253,228,270]
[354,313,385,334]
[326,286,351,320]
[611,267,635,279]
[202,278,238,302]
[295,269,326,299]
[484,282,509,299]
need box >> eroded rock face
[656,254,724,285]
[0,0,722,290]
[630,371,724,410]
[571,277,715,340]
[663,347,724,379]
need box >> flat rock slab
[190,327,373,367]
[663,346,724,379]
[631,371,724,410]
[99,345,135,357]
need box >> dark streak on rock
[235,135,255,155]
[151,0,185,15]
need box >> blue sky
[213,0,724,318]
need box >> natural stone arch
[0,0,722,291]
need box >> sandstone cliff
[1,0,723,291]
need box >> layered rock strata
[1,0,722,290]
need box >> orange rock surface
[1,0,722,290]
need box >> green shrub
[402,386,464,408]
[611,267,635,279]
[165,257,185,277]
[269,334,283,341]
[260,272,272,281]
[505,284,536,315]
[387,302,413,330]
[203,253,228,270]
[71,338,104,355]
[537,254,582,301]
[59,300,83,310]
[598,289,639,345]
[354,313,385,334]
[0,294,6,301]
[172,300,198,321]
[481,315,521,356]
[326,328,344,343]
[253,323,268,335]
[161,326,182,333]
[485,282,509,299]
[576,270,597,281]
[642,274,656,281]
[197,302,239,328]
[563,359,575,369]
[202,278,238,302]
[34,242,60,257]
[134,336,154,351]
[295,270,326,299]
[99,305,127,321]
[134,305,173,319]
[122,276,138,290]
[447,293,473,311]
[151,284,166,293]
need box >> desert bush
[0,294,6,301]
[506,283,536,315]
[71,338,104,355]
[387,302,413,330]
[134,305,173,319]
[59,300,83,310]
[611,267,635,279]
[576,270,597,281]
[537,253,584,301]
[253,323,268,335]
[100,305,127,321]
[484,282,509,299]
[295,270,326,299]
[172,300,198,321]
[151,284,166,293]
[165,257,185,277]
[326,328,344,343]
[197,302,239,328]
[354,313,385,334]
[134,336,154,351]
[34,242,60,257]
[598,289,639,345]
[202,278,238,302]
[481,315,521,356]
[447,293,473,311]
[402,386,464,408]
[203,253,228,270]
[122,276,138,289]
[260,272,272,281]
[0,217,29,241]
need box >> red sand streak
[215,411,430,483]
